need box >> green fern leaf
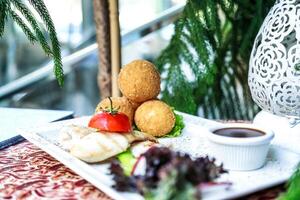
[11,0,52,56]
[156,0,275,119]
[29,0,64,87]
[0,1,8,36]
[0,0,63,87]
[7,7,37,43]
[219,0,234,14]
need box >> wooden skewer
[109,0,121,97]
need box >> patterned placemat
[0,141,112,200]
[240,184,285,200]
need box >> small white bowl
[207,123,274,171]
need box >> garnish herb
[109,147,226,200]
[279,164,300,200]
[117,150,137,176]
[163,111,185,138]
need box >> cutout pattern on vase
[248,0,300,117]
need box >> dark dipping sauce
[213,127,265,138]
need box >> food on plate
[116,141,162,176]
[59,125,93,150]
[95,97,134,123]
[164,110,185,137]
[59,125,157,163]
[118,59,160,103]
[89,112,131,133]
[128,99,141,111]
[89,97,132,133]
[134,100,175,137]
[208,124,274,171]
[116,150,137,176]
[130,140,159,157]
[59,59,186,165]
[112,59,185,138]
[109,147,228,199]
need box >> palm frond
[28,0,63,87]
[10,0,52,56]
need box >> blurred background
[0,0,185,115]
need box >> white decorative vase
[248,0,300,123]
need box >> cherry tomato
[88,112,131,133]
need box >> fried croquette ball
[134,100,175,137]
[118,60,160,103]
[95,97,134,123]
[128,100,141,111]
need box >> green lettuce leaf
[163,112,185,138]
[145,169,197,200]
[117,150,137,176]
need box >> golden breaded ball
[95,97,134,123]
[134,100,175,137]
[118,60,160,103]
[128,100,141,111]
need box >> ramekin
[207,123,274,171]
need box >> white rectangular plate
[19,113,300,200]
